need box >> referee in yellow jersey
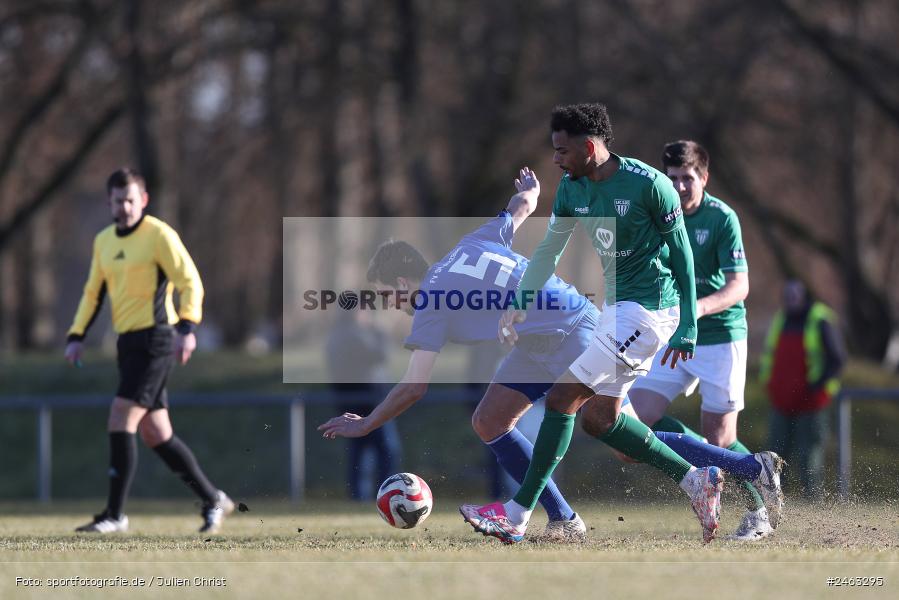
[65,168,233,534]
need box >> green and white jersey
[685,192,748,345]
[548,155,685,309]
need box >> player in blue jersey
[320,168,590,540]
[318,168,780,542]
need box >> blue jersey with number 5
[404,212,591,352]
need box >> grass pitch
[1,500,896,599]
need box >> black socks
[153,435,218,505]
[107,432,137,519]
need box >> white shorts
[629,338,747,414]
[569,302,679,399]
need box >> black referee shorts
[116,325,175,410]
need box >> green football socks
[511,409,575,511]
[599,412,693,483]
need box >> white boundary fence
[0,389,478,503]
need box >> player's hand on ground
[64,341,83,367]
[318,413,370,439]
[661,346,693,369]
[514,166,540,197]
[498,309,527,345]
[174,332,197,365]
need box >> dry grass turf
[1,499,896,600]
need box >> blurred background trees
[0,0,897,366]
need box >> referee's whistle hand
[174,332,197,365]
[64,341,83,366]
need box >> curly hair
[367,240,430,286]
[661,140,710,177]
[550,103,614,146]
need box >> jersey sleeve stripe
[77,282,107,340]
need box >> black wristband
[66,333,85,343]
[175,320,196,335]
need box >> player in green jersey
[626,140,784,540]
[461,103,724,543]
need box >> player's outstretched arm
[507,166,540,232]
[661,225,698,368]
[318,350,438,439]
[514,179,576,312]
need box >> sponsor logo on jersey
[731,249,745,261]
[694,229,709,245]
[595,227,614,249]
[614,199,631,217]
[593,227,635,258]
[662,206,682,224]
[574,206,590,214]
[114,250,125,260]
[596,248,634,258]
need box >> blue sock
[487,428,574,521]
[654,431,761,481]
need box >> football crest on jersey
[694,229,710,246]
[595,227,614,249]
[614,199,630,217]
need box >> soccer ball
[376,472,433,529]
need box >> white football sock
[502,500,532,526]
[678,466,699,495]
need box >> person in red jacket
[761,280,845,499]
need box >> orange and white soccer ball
[376,472,433,529]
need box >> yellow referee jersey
[67,215,203,338]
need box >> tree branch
[123,0,160,199]
[0,12,97,187]
[0,102,126,250]
[0,1,86,31]
[0,14,256,252]
[768,0,899,127]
